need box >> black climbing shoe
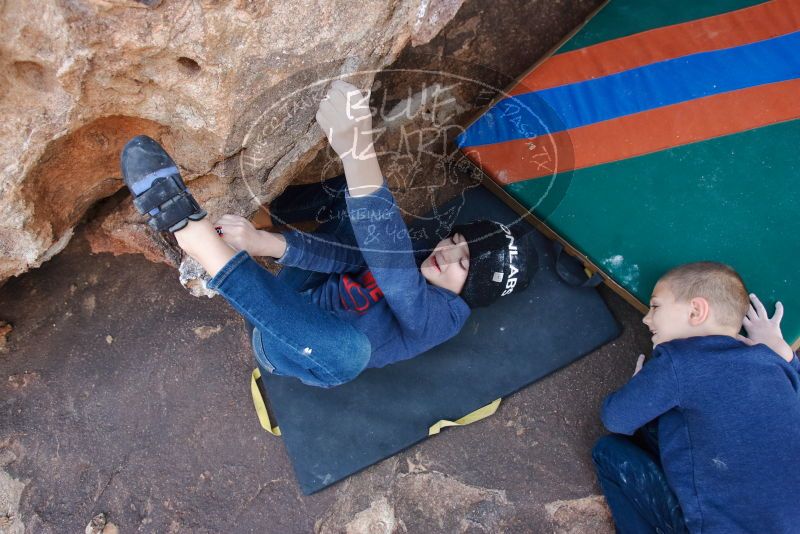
[120,135,207,233]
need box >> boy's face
[642,281,698,347]
[421,233,470,295]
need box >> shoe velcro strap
[147,193,202,232]
[133,174,185,214]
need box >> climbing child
[592,262,800,533]
[120,79,534,388]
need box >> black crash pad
[256,185,621,494]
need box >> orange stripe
[464,79,800,184]
[509,0,800,95]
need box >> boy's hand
[316,80,376,162]
[213,215,286,258]
[738,293,794,362]
[633,354,645,377]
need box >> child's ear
[688,297,710,326]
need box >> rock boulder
[0,0,464,287]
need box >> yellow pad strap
[251,367,499,438]
[428,398,502,436]
[250,368,281,436]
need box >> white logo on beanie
[492,272,504,283]
[499,223,519,296]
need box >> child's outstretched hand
[737,293,794,362]
[316,80,376,162]
[633,354,645,376]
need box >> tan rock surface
[317,457,515,534]
[0,0,465,286]
[545,495,614,534]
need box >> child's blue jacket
[601,335,800,533]
[274,177,471,369]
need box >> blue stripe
[457,31,800,148]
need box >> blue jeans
[592,425,688,534]
[206,175,371,388]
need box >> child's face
[642,281,698,347]
[421,233,470,295]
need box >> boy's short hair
[659,262,749,328]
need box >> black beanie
[450,220,536,308]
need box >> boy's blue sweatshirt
[601,335,800,534]
[274,177,471,369]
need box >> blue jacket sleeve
[791,352,800,374]
[601,346,680,435]
[275,229,365,273]
[344,177,465,337]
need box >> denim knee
[325,328,371,385]
[592,434,632,476]
[592,433,668,492]
[302,328,370,388]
